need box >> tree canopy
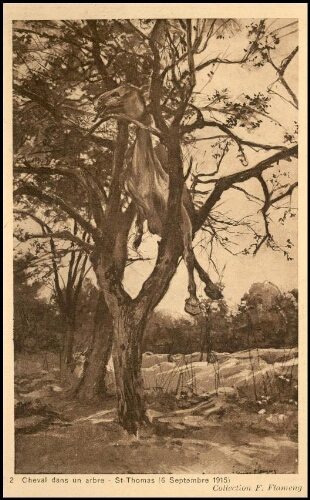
[14,19,298,272]
[13,18,299,432]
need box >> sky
[124,214,298,316]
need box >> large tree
[13,19,298,433]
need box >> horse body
[95,84,201,315]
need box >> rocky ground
[14,349,298,474]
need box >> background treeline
[14,264,298,356]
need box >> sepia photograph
[4,3,307,498]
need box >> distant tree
[13,254,61,353]
[142,310,199,354]
[14,212,92,379]
[201,299,230,355]
[233,282,298,349]
[275,289,298,347]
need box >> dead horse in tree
[94,84,222,315]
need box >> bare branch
[14,209,50,232]
[14,85,115,152]
[231,185,263,204]
[253,177,298,255]
[14,163,85,185]
[186,20,196,88]
[181,111,286,156]
[23,231,94,252]
[280,46,299,73]
[195,20,266,72]
[196,19,217,54]
[149,20,169,134]
[269,182,298,205]
[123,20,150,41]
[171,20,196,126]
[194,256,223,299]
[14,183,97,237]
[267,47,298,108]
[194,145,298,231]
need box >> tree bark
[112,306,147,435]
[75,292,113,402]
[91,131,186,434]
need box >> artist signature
[233,465,276,474]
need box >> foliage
[142,311,200,354]
[143,283,298,354]
[231,282,298,350]
[13,253,99,355]
[14,255,61,353]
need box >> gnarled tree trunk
[91,131,187,434]
[112,306,147,434]
[75,292,113,402]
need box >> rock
[182,415,206,427]
[257,348,298,364]
[75,409,116,424]
[188,366,221,395]
[72,349,298,403]
[142,353,169,368]
[174,400,215,416]
[213,352,231,361]
[266,413,288,424]
[184,352,203,363]
[14,400,60,420]
[142,362,174,390]
[209,387,238,398]
[19,377,55,392]
[169,423,186,430]
[146,409,164,423]
[158,415,206,429]
[50,385,64,392]
[49,419,72,427]
[213,357,241,377]
[273,358,298,380]
[19,387,53,400]
[232,350,261,360]
[15,415,50,433]
[169,354,185,364]
[258,409,266,415]
[202,401,225,418]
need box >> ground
[14,352,298,474]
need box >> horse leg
[182,208,201,316]
[133,209,145,250]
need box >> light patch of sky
[124,200,297,316]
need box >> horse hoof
[184,299,201,316]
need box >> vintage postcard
[4,3,307,498]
